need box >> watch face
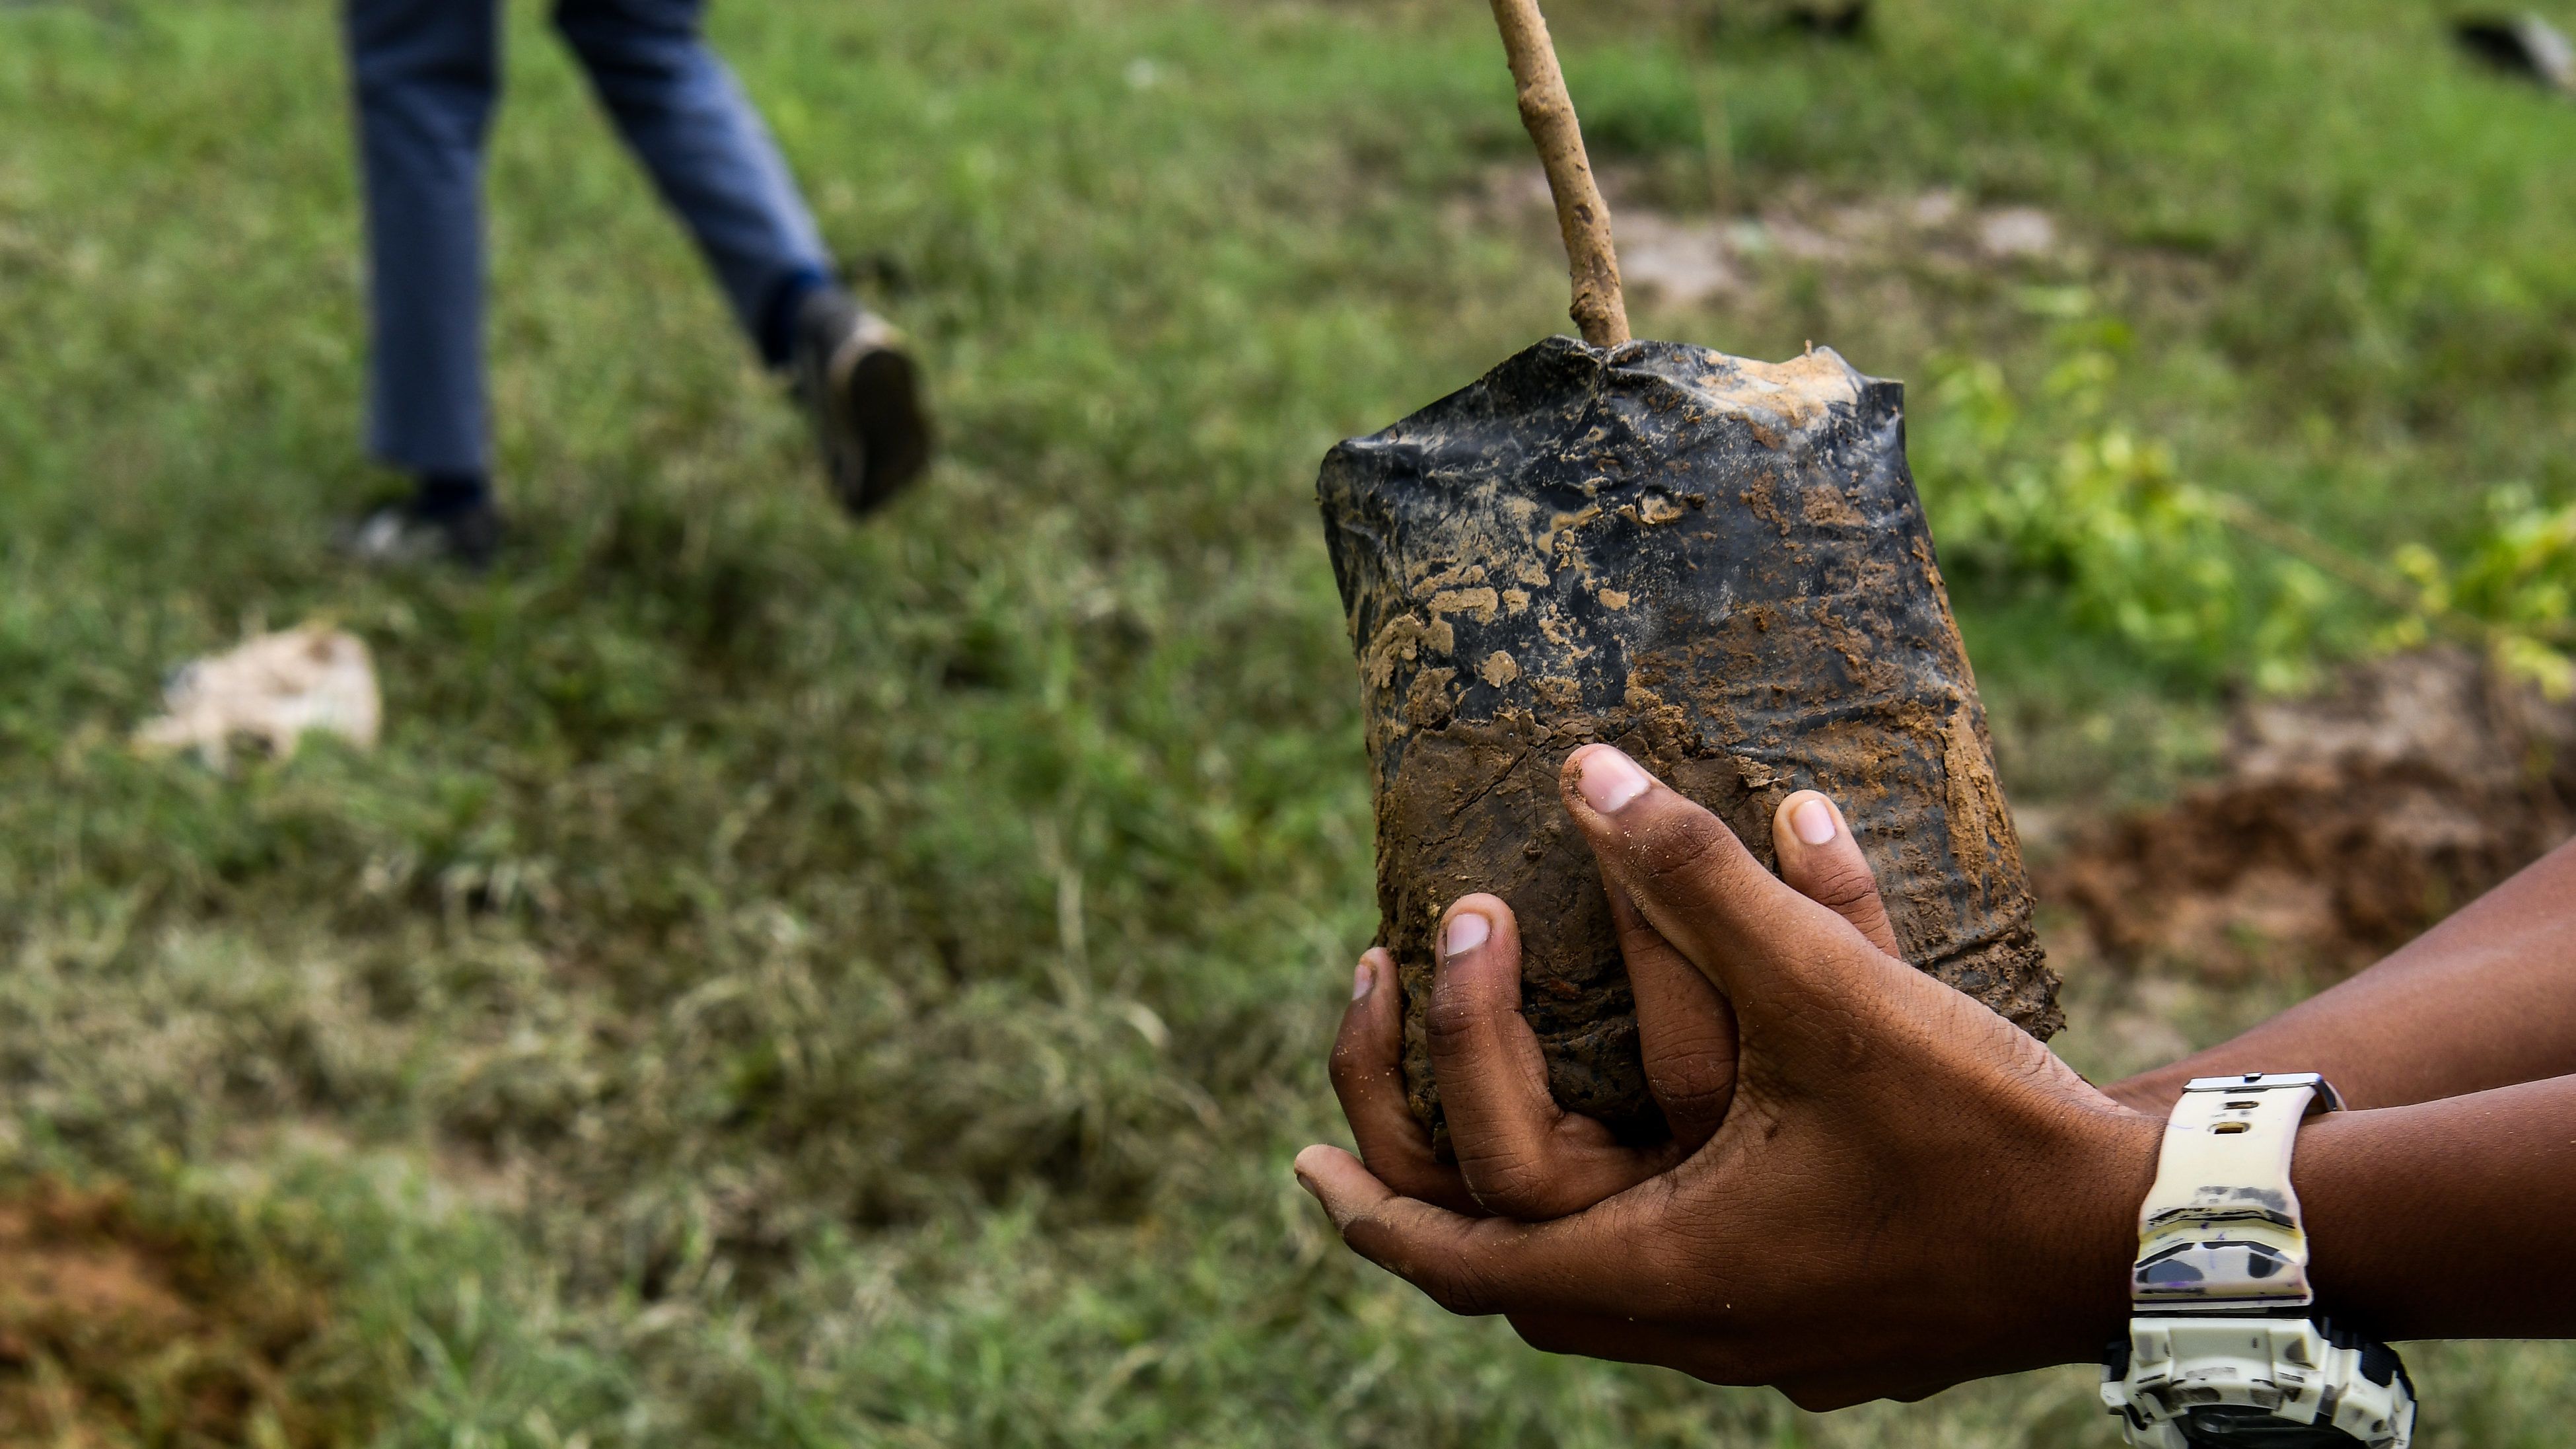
[2178,1406,2369,1448]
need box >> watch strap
[2131,1072,2341,1312]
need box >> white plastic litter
[136,625,382,763]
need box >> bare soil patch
[0,1180,351,1447]
[2042,649,2576,979]
[1468,165,2110,308]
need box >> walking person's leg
[553,0,931,513]
[341,0,507,566]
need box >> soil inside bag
[1318,334,2060,1153]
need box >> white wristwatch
[2100,1073,2417,1448]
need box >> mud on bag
[1316,0,2059,1154]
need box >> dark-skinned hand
[1300,744,2162,1409]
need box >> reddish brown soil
[0,1180,349,1446]
[2042,649,2576,979]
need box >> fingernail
[1791,796,1838,846]
[1352,956,1375,1000]
[1577,747,1651,815]
[1291,1145,1330,1201]
[1443,910,1490,959]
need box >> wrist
[2102,1075,2426,1447]
[2065,1104,2165,1341]
[1996,1101,2163,1370]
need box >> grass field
[3,0,2574,1442]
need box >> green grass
[2,0,2573,1442]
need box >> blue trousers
[348,0,832,474]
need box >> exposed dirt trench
[2041,648,2576,979]
[0,1180,347,1446]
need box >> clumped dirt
[2044,648,2576,978]
[1320,334,2058,1154]
[0,1179,349,1446]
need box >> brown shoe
[793,287,932,515]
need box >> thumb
[1771,791,1904,961]
[1559,745,1880,1013]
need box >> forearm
[2104,837,2576,1113]
[2295,1074,2576,1340]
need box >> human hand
[1326,751,1912,1218]
[1299,745,2163,1407]
[1324,867,1738,1220]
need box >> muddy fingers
[1607,883,1735,1153]
[1427,896,1687,1216]
[1330,947,1482,1214]
[1559,745,1885,1015]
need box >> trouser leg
[347,0,500,476]
[552,0,834,366]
